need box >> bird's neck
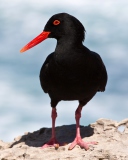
[54,37,83,65]
[55,36,82,54]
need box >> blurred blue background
[0,0,128,142]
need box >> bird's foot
[41,137,65,149]
[68,136,98,150]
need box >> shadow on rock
[10,124,94,148]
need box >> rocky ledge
[0,118,128,160]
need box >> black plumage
[40,13,107,107]
[20,13,107,150]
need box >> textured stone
[0,119,128,160]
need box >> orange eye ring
[53,20,60,25]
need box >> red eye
[53,20,60,25]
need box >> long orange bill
[20,31,50,53]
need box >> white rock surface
[0,118,128,160]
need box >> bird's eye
[53,20,60,25]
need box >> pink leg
[42,108,61,149]
[68,105,97,150]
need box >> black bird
[20,13,107,150]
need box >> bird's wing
[39,52,54,93]
[91,51,108,91]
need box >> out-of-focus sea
[0,0,128,142]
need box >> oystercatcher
[20,13,107,150]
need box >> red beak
[20,31,50,53]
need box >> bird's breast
[40,53,99,92]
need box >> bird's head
[20,13,85,53]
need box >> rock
[0,118,128,160]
